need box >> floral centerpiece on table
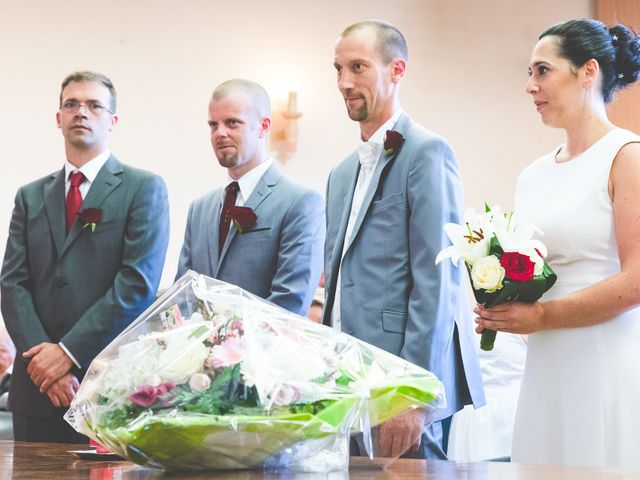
[436,204,557,351]
[65,272,444,472]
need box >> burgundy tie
[66,171,85,232]
[219,181,240,253]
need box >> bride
[474,19,640,468]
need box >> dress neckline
[553,128,618,166]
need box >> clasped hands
[23,342,78,407]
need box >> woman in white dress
[474,19,640,468]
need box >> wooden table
[1,440,639,479]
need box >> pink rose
[188,373,211,391]
[129,381,176,408]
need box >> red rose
[384,130,405,156]
[230,206,257,232]
[77,208,102,232]
[499,251,535,282]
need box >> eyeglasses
[60,100,114,115]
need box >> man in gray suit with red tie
[177,79,324,316]
[324,21,485,459]
[0,71,169,442]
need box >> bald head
[340,20,408,64]
[212,79,271,119]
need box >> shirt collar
[64,150,111,183]
[224,158,273,204]
[360,109,403,146]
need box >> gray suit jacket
[177,163,324,316]
[0,156,170,417]
[323,114,484,420]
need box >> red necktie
[219,181,240,253]
[66,171,85,232]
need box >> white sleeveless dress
[511,128,640,468]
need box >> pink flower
[189,373,211,391]
[273,385,300,406]
[129,381,176,408]
[208,336,245,369]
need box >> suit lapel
[43,169,66,257]
[59,156,123,258]
[343,114,410,255]
[207,189,223,275]
[215,163,279,275]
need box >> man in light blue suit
[177,79,324,316]
[324,21,485,459]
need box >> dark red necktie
[66,171,85,232]
[219,181,240,253]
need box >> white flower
[436,207,494,266]
[159,343,209,384]
[189,373,212,391]
[158,328,210,384]
[520,247,544,276]
[470,255,505,293]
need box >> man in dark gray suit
[177,79,324,316]
[0,71,169,442]
[324,21,485,459]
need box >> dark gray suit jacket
[177,163,324,316]
[0,156,169,417]
[323,114,485,420]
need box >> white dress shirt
[221,158,273,209]
[332,110,402,330]
[60,149,111,368]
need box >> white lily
[435,207,493,266]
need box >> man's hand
[378,408,426,458]
[23,342,73,393]
[45,373,79,408]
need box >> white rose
[470,255,505,293]
[188,373,212,391]
[158,341,209,384]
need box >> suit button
[55,279,66,288]
[344,282,353,288]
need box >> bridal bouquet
[65,272,444,472]
[436,204,557,351]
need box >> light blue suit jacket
[177,163,324,316]
[323,114,485,420]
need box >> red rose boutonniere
[384,130,405,156]
[78,208,102,232]
[230,206,257,233]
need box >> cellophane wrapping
[65,271,445,471]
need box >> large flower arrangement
[65,272,444,472]
[436,204,557,350]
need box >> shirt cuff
[59,342,81,369]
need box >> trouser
[13,409,88,444]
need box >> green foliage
[288,399,333,415]
[174,364,260,415]
[101,403,141,429]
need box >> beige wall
[0,0,590,288]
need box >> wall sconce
[270,91,302,164]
